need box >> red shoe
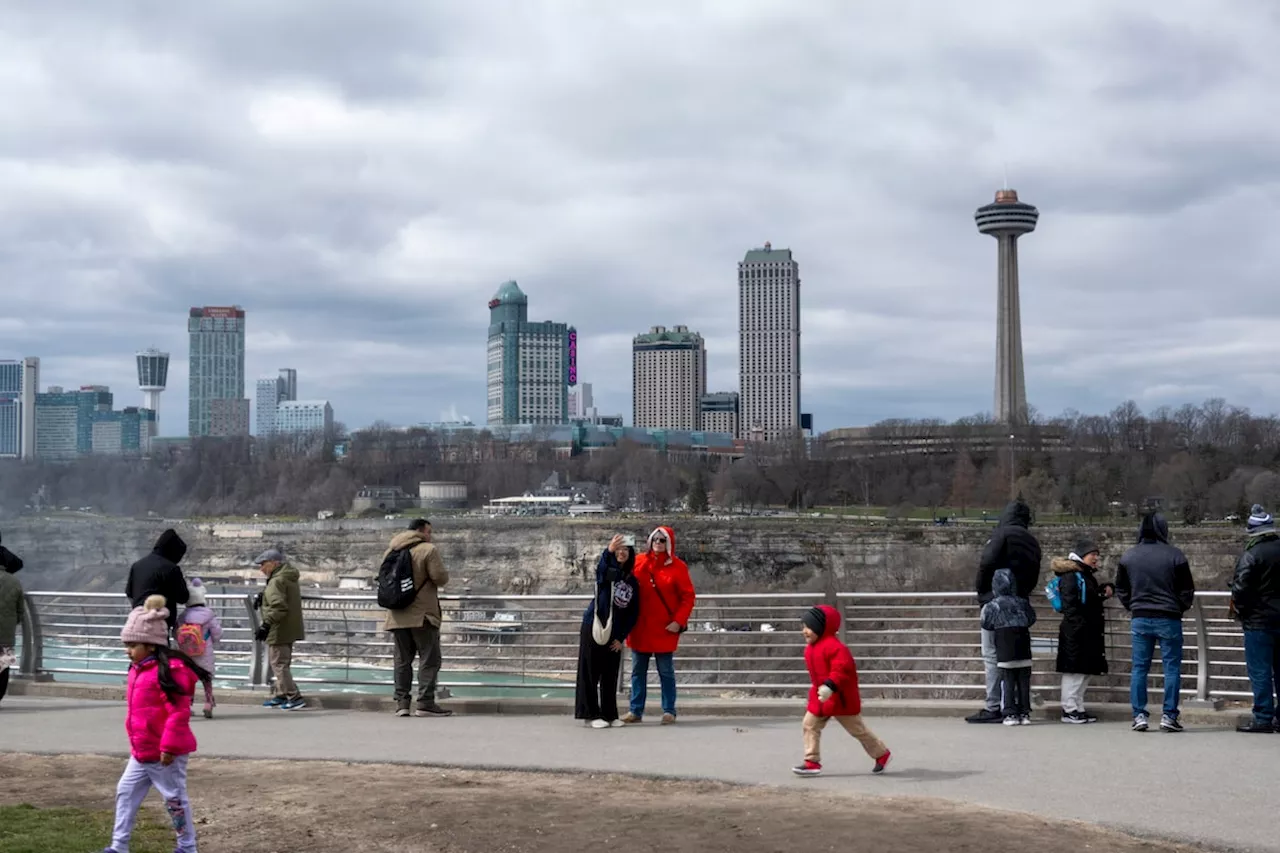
[791,760,822,777]
[873,750,891,774]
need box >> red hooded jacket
[804,605,862,717]
[627,526,696,654]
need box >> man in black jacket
[125,529,190,633]
[966,499,1042,723]
[1116,512,1195,732]
[1231,505,1280,733]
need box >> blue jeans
[1243,629,1280,726]
[629,651,676,718]
[1130,617,1183,718]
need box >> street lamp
[1009,433,1016,500]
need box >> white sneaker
[1002,716,1020,726]
[609,719,625,728]
[1020,715,1032,726]
[590,719,609,729]
[1132,714,1149,732]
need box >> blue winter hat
[1247,505,1274,536]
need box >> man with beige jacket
[383,518,452,717]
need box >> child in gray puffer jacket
[981,568,1038,725]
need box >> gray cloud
[3,0,1280,435]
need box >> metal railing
[13,590,1248,702]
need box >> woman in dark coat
[1053,538,1114,724]
[574,535,640,728]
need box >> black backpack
[376,546,419,610]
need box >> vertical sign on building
[566,328,578,387]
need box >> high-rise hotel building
[188,306,246,437]
[632,326,706,431]
[738,243,800,441]
[486,281,575,426]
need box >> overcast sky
[3,1,1279,436]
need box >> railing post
[1192,597,1210,702]
[19,592,44,676]
[244,594,265,688]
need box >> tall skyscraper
[255,369,297,436]
[486,281,574,426]
[738,243,801,441]
[975,188,1038,425]
[188,306,246,437]
[21,356,39,460]
[136,349,169,432]
[632,326,706,431]
[0,360,20,457]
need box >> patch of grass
[0,803,171,853]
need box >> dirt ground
[0,753,1204,853]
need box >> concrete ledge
[10,680,1251,727]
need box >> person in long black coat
[1053,538,1114,723]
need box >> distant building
[135,349,169,434]
[568,383,593,420]
[0,360,20,457]
[277,368,297,403]
[486,281,574,426]
[633,326,706,431]
[33,391,79,459]
[739,243,801,441]
[21,357,39,460]
[700,392,740,438]
[91,407,157,455]
[209,398,250,437]
[277,400,333,435]
[188,306,246,437]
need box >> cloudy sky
[3,1,1279,436]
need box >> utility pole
[1008,433,1017,500]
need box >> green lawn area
[0,804,170,853]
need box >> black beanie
[1074,538,1099,559]
[801,606,826,636]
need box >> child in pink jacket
[101,595,207,853]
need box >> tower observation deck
[974,189,1039,426]
[136,349,170,430]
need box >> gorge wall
[0,515,1250,595]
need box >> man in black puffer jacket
[125,529,190,633]
[1231,505,1280,733]
[1116,512,1195,732]
[966,499,1042,723]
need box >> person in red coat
[792,604,891,777]
[622,526,696,724]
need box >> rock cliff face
[0,515,1248,595]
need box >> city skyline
[3,4,1278,434]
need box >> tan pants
[269,643,300,700]
[803,712,888,764]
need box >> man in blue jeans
[1230,505,1280,733]
[1116,512,1196,732]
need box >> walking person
[1116,512,1195,732]
[176,579,223,719]
[0,532,24,708]
[575,534,640,728]
[1230,505,1280,733]
[125,529,190,637]
[1051,539,1114,723]
[792,605,891,777]
[381,519,452,718]
[99,595,207,853]
[253,549,306,711]
[981,569,1037,725]
[623,526,695,725]
[967,499,1042,724]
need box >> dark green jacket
[262,564,305,645]
[0,570,24,648]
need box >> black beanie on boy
[801,606,826,636]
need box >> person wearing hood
[792,605,890,777]
[575,535,641,728]
[177,579,223,719]
[253,549,306,711]
[1116,512,1195,732]
[967,499,1042,724]
[981,569,1038,725]
[125,529,191,633]
[622,526,695,725]
[1051,539,1114,724]
[1230,506,1280,733]
[0,531,25,707]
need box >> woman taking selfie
[575,534,640,728]
[624,526,696,724]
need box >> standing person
[253,549,306,711]
[1116,512,1195,733]
[792,604,891,777]
[125,529,191,635]
[1051,539,1114,724]
[101,594,206,853]
[623,526,695,725]
[382,519,452,718]
[1230,505,1280,734]
[0,533,24,708]
[177,579,223,719]
[967,499,1042,724]
[981,569,1038,726]
[575,534,640,728]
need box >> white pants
[112,755,196,853]
[1060,673,1092,713]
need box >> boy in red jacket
[793,604,891,777]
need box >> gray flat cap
[252,548,286,566]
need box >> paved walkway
[1,697,1276,852]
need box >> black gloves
[254,623,270,642]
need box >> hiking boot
[1236,720,1275,734]
[873,750,891,774]
[1159,715,1183,733]
[965,708,1004,724]
[1002,715,1020,726]
[281,698,307,711]
[660,713,676,725]
[262,696,285,708]
[1132,714,1149,732]
[621,712,642,724]
[791,760,822,777]
[415,705,453,717]
[590,719,609,729]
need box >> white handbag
[591,584,615,646]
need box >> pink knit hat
[121,595,170,646]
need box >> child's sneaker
[262,696,285,708]
[791,760,822,777]
[1132,714,1149,732]
[1159,714,1184,733]
[281,698,307,711]
[1002,715,1020,726]
[873,750,891,774]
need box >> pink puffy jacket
[125,656,198,762]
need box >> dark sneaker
[1132,714,1149,732]
[1078,710,1098,723]
[262,696,285,708]
[1061,710,1087,724]
[281,698,307,711]
[1236,720,1276,734]
[965,708,1004,724]
[873,750,891,774]
[395,707,410,717]
[791,760,822,777]
[1159,715,1183,733]
[415,705,454,717]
